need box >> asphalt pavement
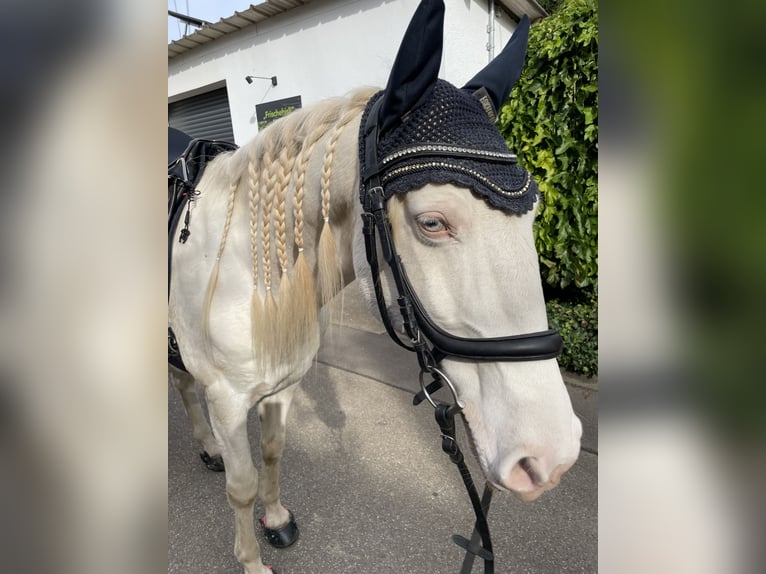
[168,282,598,573]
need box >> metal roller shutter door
[168,87,235,143]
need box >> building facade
[168,0,546,145]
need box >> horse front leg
[257,385,299,547]
[206,384,271,574]
[169,367,224,471]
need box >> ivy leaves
[499,0,598,292]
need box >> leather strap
[458,484,495,574]
[435,403,494,574]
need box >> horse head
[352,0,581,501]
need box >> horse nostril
[519,457,545,486]
[503,456,547,492]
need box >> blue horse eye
[419,216,445,232]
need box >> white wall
[168,0,518,144]
[442,0,516,85]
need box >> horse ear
[377,0,445,135]
[462,15,531,115]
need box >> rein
[360,97,563,573]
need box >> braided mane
[201,87,377,367]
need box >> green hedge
[547,295,597,377]
[499,0,598,291]
[498,0,598,376]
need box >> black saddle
[168,127,238,371]
[168,128,238,238]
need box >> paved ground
[169,283,598,573]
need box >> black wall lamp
[245,75,278,86]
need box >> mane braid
[275,138,297,360]
[247,147,263,356]
[248,151,261,286]
[202,175,240,347]
[275,145,291,275]
[288,110,341,353]
[293,111,340,251]
[261,142,278,292]
[317,104,360,304]
[259,138,279,363]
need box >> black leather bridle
[360,97,563,367]
[359,97,563,573]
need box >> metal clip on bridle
[415,352,464,412]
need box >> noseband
[359,96,563,574]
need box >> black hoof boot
[261,511,299,548]
[199,451,225,472]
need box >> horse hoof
[199,451,225,472]
[261,511,299,548]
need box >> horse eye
[417,215,447,234]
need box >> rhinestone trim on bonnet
[359,79,538,214]
[381,145,518,165]
[383,162,531,198]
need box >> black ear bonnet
[359,81,537,214]
[358,2,536,214]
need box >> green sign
[256,96,302,130]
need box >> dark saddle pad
[168,127,238,371]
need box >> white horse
[169,2,581,572]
